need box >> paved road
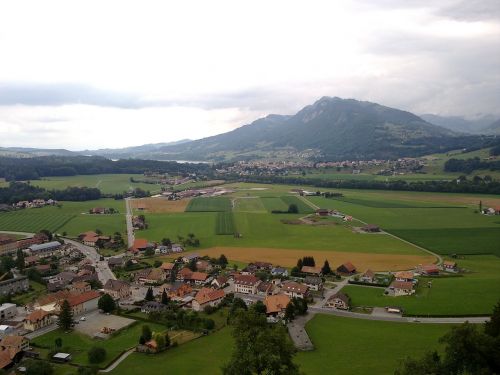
[100,348,135,373]
[125,198,134,248]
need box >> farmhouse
[103,279,132,300]
[257,282,277,296]
[69,281,91,294]
[418,264,440,276]
[304,276,323,291]
[195,260,212,273]
[211,276,228,289]
[361,269,376,283]
[442,261,458,273]
[271,267,288,277]
[137,268,165,284]
[264,294,290,317]
[160,262,175,275]
[281,281,309,299]
[23,310,53,332]
[386,281,415,296]
[315,208,331,217]
[176,268,193,282]
[57,290,101,315]
[336,262,357,275]
[182,253,200,263]
[168,283,193,299]
[301,266,322,276]
[234,275,261,294]
[130,238,150,253]
[192,288,225,311]
[107,257,124,269]
[325,292,350,310]
[361,224,381,233]
[394,271,414,283]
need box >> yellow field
[130,197,191,213]
[198,246,437,272]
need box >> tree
[284,302,295,322]
[479,200,483,213]
[54,337,62,349]
[154,333,165,351]
[98,294,116,313]
[144,248,154,257]
[161,290,170,305]
[40,229,53,241]
[161,238,172,247]
[145,287,154,301]
[321,259,331,275]
[287,204,298,214]
[251,301,267,315]
[218,254,228,269]
[485,300,500,337]
[15,249,25,271]
[188,258,197,271]
[296,258,303,270]
[95,229,102,235]
[302,256,315,267]
[25,359,54,375]
[57,300,73,331]
[141,325,152,342]
[223,309,300,375]
[87,347,106,364]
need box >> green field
[233,197,267,213]
[280,195,315,213]
[29,174,161,195]
[32,321,166,368]
[0,199,126,237]
[297,314,454,375]
[110,314,454,375]
[342,255,500,316]
[260,197,289,212]
[215,212,236,235]
[185,197,232,212]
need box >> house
[264,294,290,317]
[195,260,212,273]
[325,292,350,310]
[130,238,150,253]
[361,224,381,233]
[0,335,29,352]
[103,279,131,300]
[141,301,167,314]
[301,266,322,276]
[78,231,98,241]
[188,272,208,286]
[442,261,458,273]
[47,272,77,292]
[176,268,193,282]
[138,268,165,284]
[281,281,309,299]
[168,283,193,299]
[69,282,91,294]
[249,262,273,271]
[23,310,53,332]
[386,281,415,296]
[171,244,184,253]
[361,269,376,283]
[24,255,39,268]
[182,253,199,263]
[315,208,331,217]
[271,267,288,278]
[394,271,414,283]
[107,257,124,269]
[57,290,101,315]
[233,275,261,294]
[0,304,17,321]
[304,276,323,291]
[160,262,175,275]
[192,288,225,311]
[27,241,61,256]
[336,262,356,275]
[257,282,276,296]
[419,264,440,276]
[211,276,228,289]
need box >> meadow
[215,212,236,235]
[341,255,500,316]
[185,197,232,212]
[109,314,454,375]
[0,199,126,237]
[29,174,161,195]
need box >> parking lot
[74,310,135,337]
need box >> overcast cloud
[0,0,499,150]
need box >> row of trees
[444,157,500,174]
[0,182,101,204]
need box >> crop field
[260,197,289,212]
[185,197,232,212]
[29,174,161,194]
[296,314,453,375]
[215,212,236,235]
[0,199,126,236]
[233,197,267,213]
[130,197,191,213]
[341,255,500,316]
[280,195,315,213]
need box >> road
[125,198,134,248]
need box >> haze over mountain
[420,114,500,134]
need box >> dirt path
[99,348,135,373]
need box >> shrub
[87,347,106,364]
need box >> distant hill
[483,119,500,135]
[156,97,463,161]
[81,139,192,159]
[421,114,499,134]
[0,147,76,158]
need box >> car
[80,316,86,321]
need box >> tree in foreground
[144,286,154,301]
[223,309,300,375]
[25,359,53,375]
[321,259,331,275]
[57,300,73,331]
[161,290,170,305]
[140,324,152,343]
[98,294,116,313]
[87,346,106,364]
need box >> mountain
[81,139,192,159]
[156,97,460,161]
[482,119,500,135]
[0,147,77,158]
[420,114,498,134]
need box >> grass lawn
[0,199,126,237]
[109,327,233,375]
[32,321,166,368]
[30,174,161,195]
[12,281,46,305]
[297,314,454,375]
[342,255,500,316]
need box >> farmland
[0,199,126,237]
[341,255,500,316]
[215,212,236,235]
[185,197,232,212]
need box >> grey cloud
[438,0,500,21]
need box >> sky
[0,0,499,150]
